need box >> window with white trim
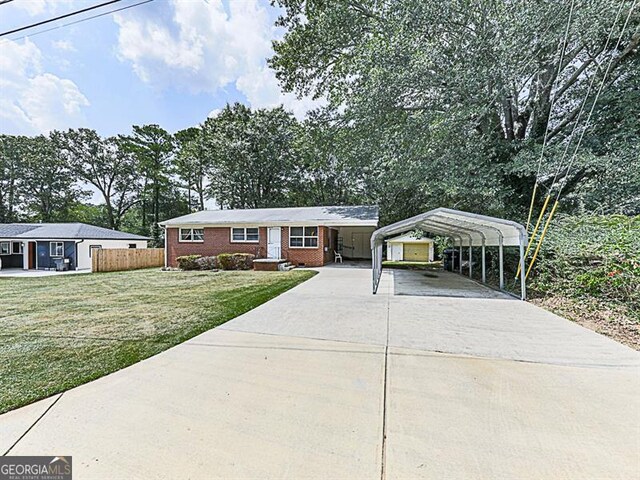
[289,226,319,248]
[12,242,23,254]
[50,242,64,257]
[231,227,259,242]
[0,242,9,255]
[180,228,204,242]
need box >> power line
[555,0,637,200]
[2,0,155,42]
[524,0,575,232]
[0,0,15,5]
[0,0,122,37]
[521,0,636,281]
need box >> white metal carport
[370,208,528,299]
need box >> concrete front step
[253,258,296,272]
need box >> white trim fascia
[161,220,378,228]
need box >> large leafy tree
[121,125,175,243]
[0,135,26,222]
[20,134,89,222]
[174,127,210,212]
[58,128,141,230]
[203,104,300,209]
[270,0,640,220]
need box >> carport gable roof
[371,208,527,248]
[386,233,434,244]
[159,205,380,227]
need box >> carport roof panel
[371,208,526,247]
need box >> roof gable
[0,223,150,240]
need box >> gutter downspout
[75,239,84,270]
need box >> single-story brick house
[0,223,149,271]
[159,205,379,268]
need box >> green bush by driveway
[0,269,316,414]
[529,214,639,349]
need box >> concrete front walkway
[1,267,639,479]
[0,268,90,278]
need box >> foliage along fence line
[92,248,164,273]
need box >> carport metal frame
[371,208,527,299]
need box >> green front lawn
[0,269,316,414]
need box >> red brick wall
[167,225,335,268]
[281,226,327,267]
[167,227,267,267]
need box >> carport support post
[519,233,527,301]
[498,237,504,290]
[481,239,486,283]
[458,241,463,274]
[468,238,473,278]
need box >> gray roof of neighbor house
[0,223,150,240]
[159,205,379,227]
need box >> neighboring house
[0,223,149,271]
[159,205,379,268]
[386,233,435,262]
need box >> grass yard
[0,268,316,414]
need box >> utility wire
[1,0,155,42]
[555,0,638,200]
[0,0,122,37]
[0,0,15,6]
[524,0,575,232]
[525,0,638,281]
[547,0,627,194]
[515,0,575,278]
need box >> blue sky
[0,0,315,137]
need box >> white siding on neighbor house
[388,244,403,261]
[76,240,148,270]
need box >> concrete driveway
[1,266,639,479]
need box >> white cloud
[52,39,76,52]
[114,0,320,119]
[0,39,89,134]
[12,0,72,16]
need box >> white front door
[267,227,282,258]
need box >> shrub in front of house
[176,255,202,270]
[196,256,219,270]
[216,253,255,270]
[231,253,255,270]
[217,253,234,270]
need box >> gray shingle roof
[159,205,379,227]
[0,223,150,240]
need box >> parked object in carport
[443,248,459,271]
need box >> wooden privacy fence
[92,248,164,273]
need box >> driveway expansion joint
[3,393,64,456]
